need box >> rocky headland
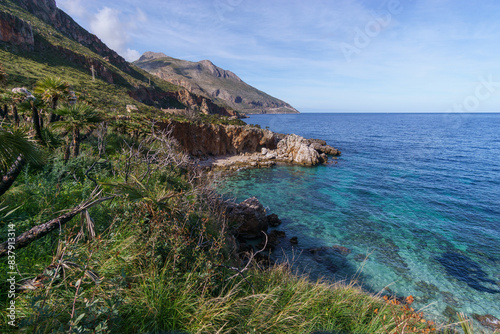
[161,120,340,171]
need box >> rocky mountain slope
[0,0,239,117]
[134,52,300,115]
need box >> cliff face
[135,52,300,115]
[164,120,279,156]
[0,11,34,50]
[16,0,129,72]
[163,121,341,168]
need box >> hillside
[0,0,240,118]
[134,52,300,114]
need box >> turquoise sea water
[219,113,500,328]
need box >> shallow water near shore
[219,113,500,329]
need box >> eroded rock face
[0,12,34,51]
[224,197,268,239]
[163,121,340,168]
[164,120,279,157]
[174,89,239,117]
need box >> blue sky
[57,0,500,112]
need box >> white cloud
[89,7,142,61]
[57,0,87,18]
[124,48,141,62]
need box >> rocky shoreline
[204,134,340,171]
[166,119,355,283]
[162,119,342,171]
[188,121,343,267]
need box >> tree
[53,102,102,159]
[0,62,6,87]
[0,127,43,197]
[34,76,70,123]
[18,97,45,144]
[0,93,11,120]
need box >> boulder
[310,139,341,156]
[277,134,321,165]
[12,87,35,100]
[225,197,268,239]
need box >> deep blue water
[219,113,500,326]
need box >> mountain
[134,52,299,114]
[0,0,239,117]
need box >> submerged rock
[442,306,458,322]
[267,213,282,227]
[440,291,461,307]
[473,314,500,330]
[332,245,351,255]
[437,252,500,294]
[258,230,286,251]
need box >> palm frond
[0,127,44,171]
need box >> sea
[218,113,500,328]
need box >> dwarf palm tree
[53,103,102,159]
[34,76,70,123]
[0,126,43,197]
[0,93,11,120]
[0,62,6,87]
[18,98,45,144]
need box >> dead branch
[0,155,25,197]
[0,189,114,257]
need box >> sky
[56,0,500,112]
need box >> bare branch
[0,190,114,257]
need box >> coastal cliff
[162,120,340,168]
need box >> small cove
[219,113,500,330]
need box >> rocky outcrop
[207,135,339,169]
[162,120,340,168]
[163,120,279,157]
[12,87,35,99]
[0,11,34,51]
[276,134,327,165]
[174,89,240,117]
[224,197,268,239]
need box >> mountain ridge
[0,0,242,118]
[134,52,299,115]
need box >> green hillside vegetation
[0,0,185,118]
